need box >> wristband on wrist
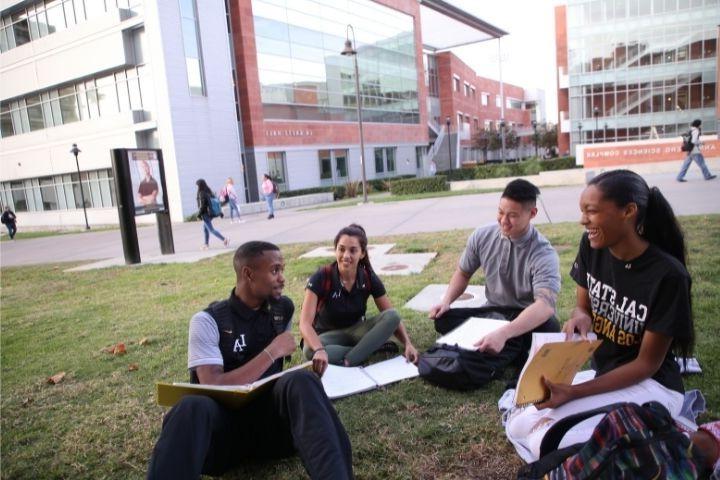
[313,347,326,356]
[262,348,274,363]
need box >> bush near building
[443,156,578,181]
[389,175,449,195]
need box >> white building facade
[0,0,244,226]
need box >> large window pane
[10,181,28,212]
[39,177,59,210]
[386,147,395,172]
[319,150,332,180]
[335,150,348,178]
[59,86,80,124]
[26,96,45,131]
[374,148,384,173]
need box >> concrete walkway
[1,171,718,268]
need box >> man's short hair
[502,179,540,207]
[233,241,280,274]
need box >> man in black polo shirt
[147,241,353,480]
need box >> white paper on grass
[435,317,510,350]
[321,355,419,400]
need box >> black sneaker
[267,214,274,219]
[677,178,687,182]
[706,175,717,180]
[374,341,399,355]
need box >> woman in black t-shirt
[506,169,695,462]
[300,224,418,375]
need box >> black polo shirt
[189,289,294,383]
[306,262,386,334]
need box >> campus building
[555,0,719,156]
[427,50,540,166]
[0,0,242,225]
[0,0,508,226]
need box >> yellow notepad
[514,334,601,406]
[156,361,313,409]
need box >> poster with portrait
[128,150,167,215]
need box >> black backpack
[681,130,694,152]
[517,401,709,480]
[417,344,499,390]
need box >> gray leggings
[304,309,401,366]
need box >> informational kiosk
[111,148,174,264]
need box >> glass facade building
[565,0,718,145]
[252,0,420,124]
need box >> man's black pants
[434,306,560,373]
[147,370,353,479]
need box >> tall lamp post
[341,24,367,203]
[577,123,583,148]
[593,106,599,144]
[70,143,90,230]
[499,120,506,162]
[531,119,539,158]
[445,116,453,173]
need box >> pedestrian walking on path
[1,206,17,239]
[223,177,245,223]
[196,179,229,250]
[262,173,277,219]
[677,119,717,182]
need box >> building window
[470,86,476,98]
[253,0,419,124]
[481,93,489,106]
[464,82,470,97]
[0,66,151,139]
[426,54,439,97]
[415,145,426,169]
[179,0,206,96]
[508,98,523,109]
[453,76,460,92]
[267,152,287,190]
[374,147,396,175]
[473,118,479,131]
[495,95,502,108]
[318,149,349,185]
[1,169,116,213]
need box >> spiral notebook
[321,356,419,400]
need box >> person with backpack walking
[676,119,716,182]
[196,179,229,250]
[223,177,244,223]
[147,242,354,480]
[299,224,418,375]
[1,206,18,239]
[261,173,276,219]
[506,170,695,463]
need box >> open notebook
[435,317,510,350]
[514,333,601,407]
[156,362,313,409]
[321,356,419,400]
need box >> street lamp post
[70,143,90,230]
[500,120,506,162]
[593,106,599,144]
[578,123,583,147]
[341,25,367,203]
[531,119,538,158]
[445,116,453,173]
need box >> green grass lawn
[1,215,718,479]
[0,226,118,242]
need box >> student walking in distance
[300,224,418,375]
[147,242,354,480]
[677,119,717,182]
[224,177,245,223]
[506,170,695,462]
[196,179,229,250]
[261,173,276,219]
[427,179,561,386]
[1,206,18,239]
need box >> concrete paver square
[371,253,436,276]
[404,284,487,311]
[299,243,395,258]
[65,249,231,272]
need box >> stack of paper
[435,317,510,350]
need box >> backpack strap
[539,402,629,457]
[314,264,335,326]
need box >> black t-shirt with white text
[306,262,386,333]
[570,233,691,393]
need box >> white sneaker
[201,244,209,251]
[237,219,246,224]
